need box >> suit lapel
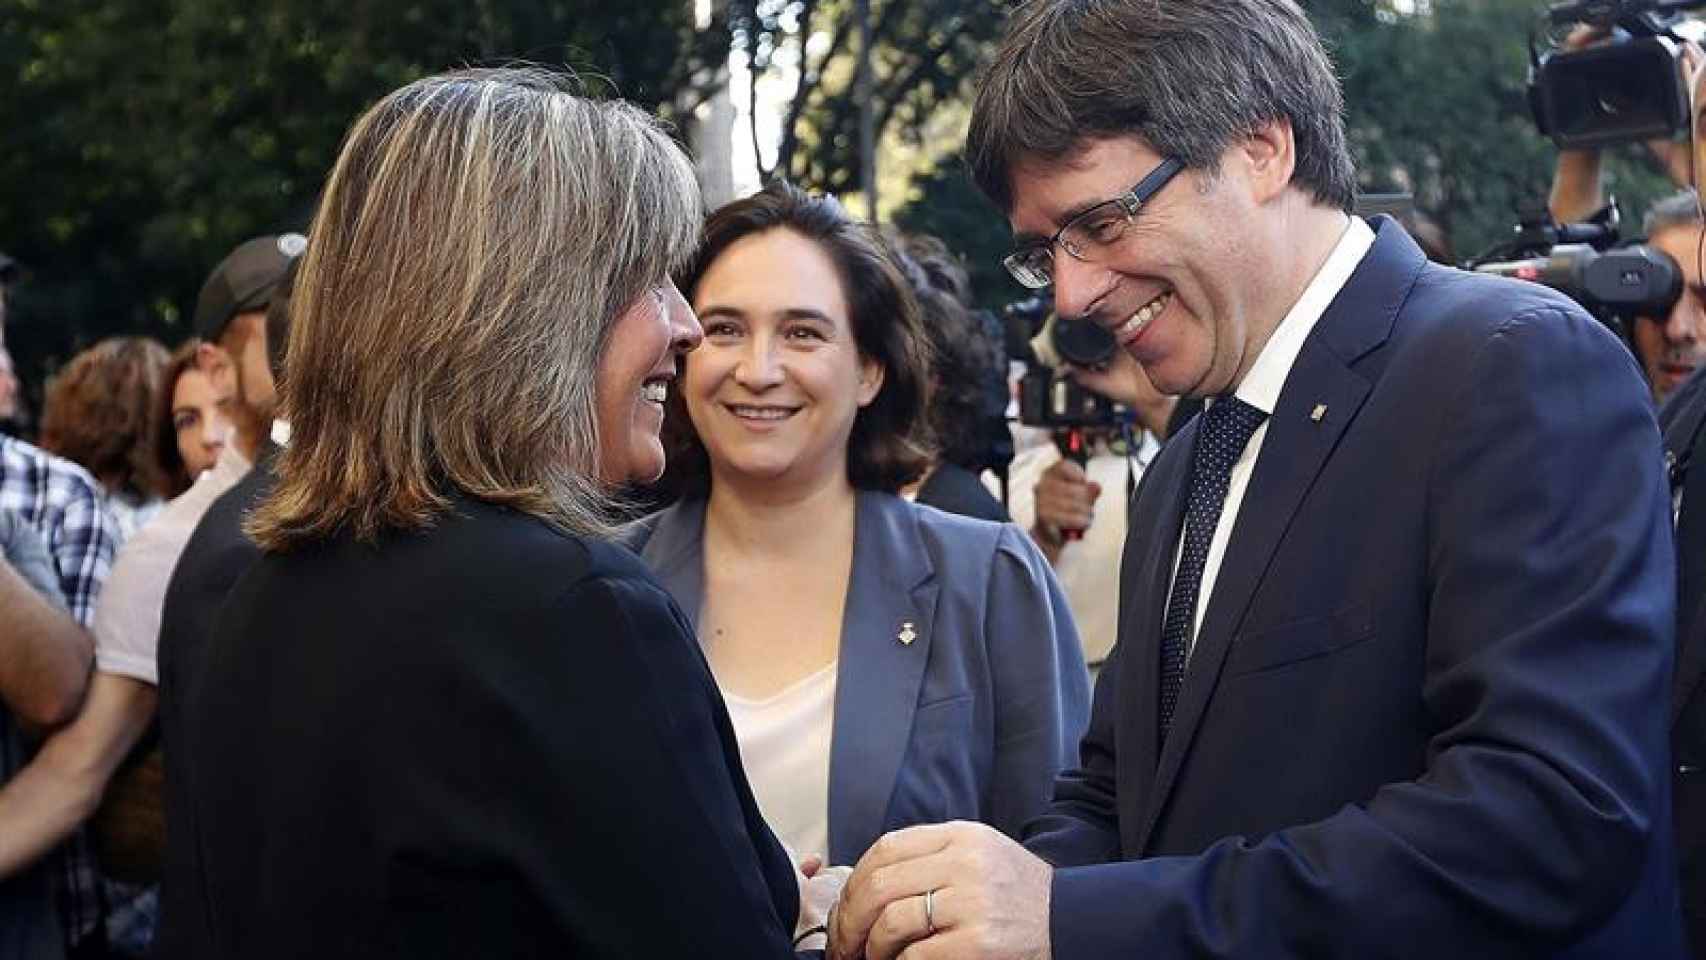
[1136,218,1419,852]
[1678,597,1706,726]
[636,499,711,628]
[1113,429,1192,852]
[827,493,940,863]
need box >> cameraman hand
[1032,458,1099,565]
[1066,349,1177,438]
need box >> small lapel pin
[1310,403,1328,423]
[897,621,918,646]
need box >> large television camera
[1472,202,1682,335]
[1529,0,1706,149]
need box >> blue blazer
[627,491,1091,864]
[1028,218,1687,957]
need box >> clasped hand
[825,821,1052,960]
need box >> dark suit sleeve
[384,571,803,958]
[1045,306,1677,955]
[983,526,1090,839]
[1022,638,1124,868]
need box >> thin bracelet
[793,924,828,948]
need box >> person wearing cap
[0,233,302,955]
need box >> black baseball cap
[193,233,307,341]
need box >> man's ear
[1240,118,1297,205]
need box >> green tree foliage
[893,0,1680,309]
[0,0,721,413]
[732,0,1008,193]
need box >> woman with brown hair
[150,337,234,498]
[39,336,172,540]
[167,69,808,958]
[627,181,1089,875]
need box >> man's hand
[1066,350,1177,437]
[828,821,1051,960]
[1032,459,1099,564]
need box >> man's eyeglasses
[1002,157,1185,290]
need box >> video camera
[1000,297,1133,432]
[1529,0,1706,149]
[1472,201,1682,334]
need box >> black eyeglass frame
[1002,157,1186,290]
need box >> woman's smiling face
[684,227,883,492]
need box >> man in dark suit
[828,1,1684,956]
[1662,359,1706,954]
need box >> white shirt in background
[997,428,1159,667]
[93,442,250,684]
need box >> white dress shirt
[1177,216,1375,657]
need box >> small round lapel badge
[897,621,918,646]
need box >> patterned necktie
[1159,397,1268,750]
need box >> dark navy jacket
[1028,218,1687,957]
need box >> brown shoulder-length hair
[247,67,702,552]
[39,336,171,500]
[662,181,934,497]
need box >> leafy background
[0,0,1679,417]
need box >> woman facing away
[166,70,811,958]
[628,181,1091,870]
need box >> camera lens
[1050,315,1118,368]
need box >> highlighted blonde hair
[249,68,701,551]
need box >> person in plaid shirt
[0,280,118,956]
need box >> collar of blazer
[637,491,943,864]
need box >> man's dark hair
[664,180,934,496]
[966,0,1356,215]
[1645,189,1702,238]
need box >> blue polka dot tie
[1159,397,1267,751]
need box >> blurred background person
[885,230,1011,523]
[154,256,300,953]
[38,337,171,542]
[0,253,22,438]
[1549,56,1706,950]
[1628,191,1706,406]
[630,181,1089,875]
[168,69,811,958]
[997,342,1180,669]
[0,265,114,959]
[0,512,76,960]
[0,237,297,958]
[153,338,234,495]
[0,344,20,434]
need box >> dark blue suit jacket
[629,492,1089,864]
[1658,366,1706,955]
[1026,218,1686,957]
